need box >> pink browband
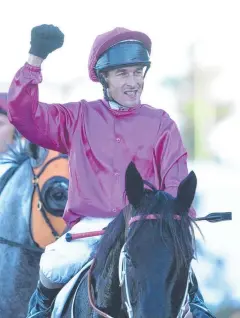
[66,214,181,242]
[129,213,181,226]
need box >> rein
[87,260,113,318]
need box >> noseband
[88,212,191,318]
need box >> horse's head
[91,162,197,318]
[120,162,197,317]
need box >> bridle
[0,150,68,253]
[87,212,191,318]
[31,153,68,240]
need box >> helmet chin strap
[100,76,129,110]
[109,100,128,111]
[106,89,130,111]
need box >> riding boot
[27,281,62,318]
[188,271,216,318]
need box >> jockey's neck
[109,100,129,111]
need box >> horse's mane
[92,211,125,274]
[85,211,126,314]
[0,138,28,165]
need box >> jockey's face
[0,113,15,152]
[104,65,145,107]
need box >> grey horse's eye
[41,176,69,217]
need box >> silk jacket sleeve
[155,111,196,217]
[7,63,81,154]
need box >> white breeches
[39,217,114,284]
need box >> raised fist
[29,24,64,59]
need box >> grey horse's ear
[175,171,197,214]
[26,141,39,160]
[125,162,144,208]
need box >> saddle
[51,259,93,317]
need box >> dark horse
[0,137,68,318]
[58,162,216,318]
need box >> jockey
[0,93,16,152]
[7,25,215,317]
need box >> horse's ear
[175,171,197,214]
[125,162,144,207]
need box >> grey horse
[0,138,43,317]
[0,138,68,317]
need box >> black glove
[29,24,64,59]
